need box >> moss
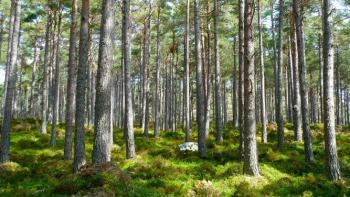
[1,120,350,196]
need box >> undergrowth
[0,119,349,196]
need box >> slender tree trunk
[322,0,341,181]
[238,0,245,158]
[276,0,284,149]
[232,37,238,128]
[51,8,62,146]
[64,0,78,160]
[258,0,267,143]
[291,15,302,141]
[0,0,21,163]
[184,0,190,142]
[243,0,259,176]
[293,0,314,162]
[214,0,223,142]
[74,0,89,172]
[40,3,52,134]
[335,46,340,125]
[123,0,136,159]
[155,4,161,138]
[194,0,207,157]
[318,33,323,122]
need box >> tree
[276,0,284,148]
[322,0,341,181]
[74,0,89,172]
[238,0,244,158]
[154,4,161,138]
[214,0,223,142]
[51,5,62,146]
[184,0,190,142]
[64,0,78,160]
[293,0,314,162]
[123,0,136,159]
[92,0,115,164]
[0,0,21,163]
[194,0,207,158]
[258,0,267,143]
[40,1,52,135]
[243,0,259,176]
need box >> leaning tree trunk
[293,0,314,162]
[64,0,78,160]
[93,0,116,165]
[322,0,341,181]
[51,8,62,147]
[123,0,136,159]
[214,0,223,142]
[243,0,259,176]
[194,0,207,158]
[276,0,284,149]
[0,0,21,163]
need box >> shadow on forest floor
[0,119,349,196]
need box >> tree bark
[155,4,161,138]
[276,0,284,149]
[322,0,341,181]
[258,0,267,143]
[214,0,223,142]
[74,0,89,172]
[238,0,245,158]
[194,0,207,157]
[64,0,78,160]
[123,0,136,159]
[0,0,21,163]
[243,0,259,176]
[51,8,62,146]
[184,0,190,142]
[93,0,116,165]
[293,0,314,162]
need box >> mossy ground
[0,119,349,196]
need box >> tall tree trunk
[51,8,62,146]
[0,0,21,163]
[74,0,89,172]
[155,4,161,138]
[238,0,245,158]
[322,0,341,181]
[276,0,284,149]
[293,0,314,162]
[214,0,223,142]
[258,0,267,143]
[243,0,259,176]
[123,0,136,159]
[194,0,207,157]
[318,33,323,122]
[291,15,302,141]
[64,0,78,160]
[335,46,340,125]
[93,0,116,164]
[232,37,238,128]
[40,2,52,134]
[184,0,190,142]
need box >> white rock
[178,142,198,152]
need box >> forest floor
[0,119,349,196]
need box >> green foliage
[0,120,350,196]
